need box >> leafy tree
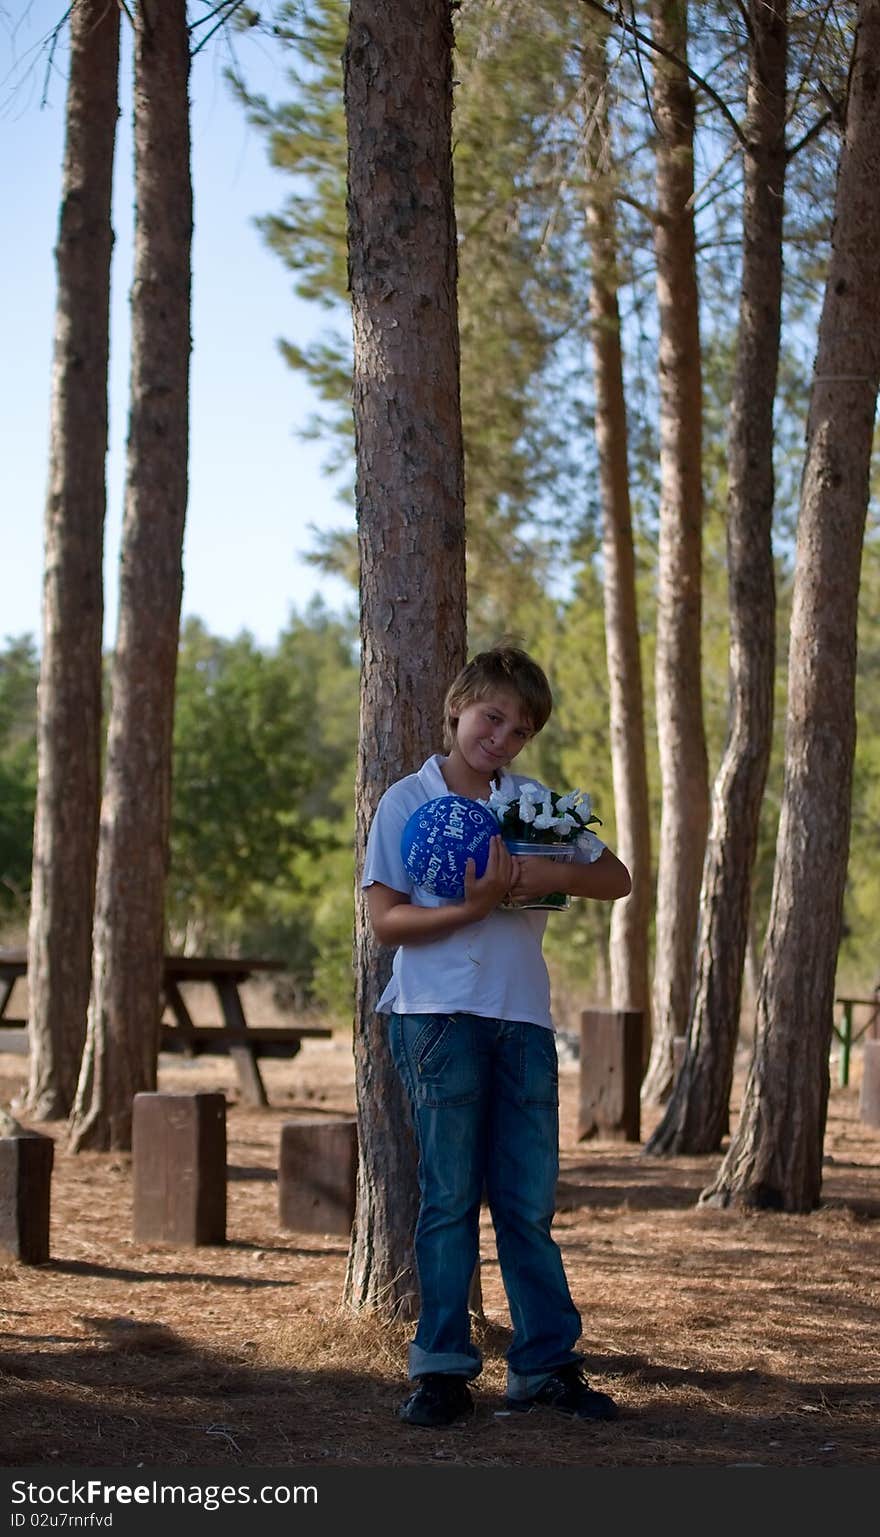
[168,605,359,1012]
[526,567,621,1005]
[232,6,773,1062]
[0,638,39,923]
[235,0,589,620]
[843,512,880,983]
[169,620,321,941]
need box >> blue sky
[2,3,355,653]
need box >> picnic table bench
[0,948,332,1108]
[834,993,880,1087]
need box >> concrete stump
[132,1092,226,1245]
[859,1042,880,1129]
[0,1132,54,1263]
[278,1116,358,1235]
[577,1009,644,1142]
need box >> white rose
[576,828,604,862]
[575,792,593,824]
[518,783,543,802]
[555,790,580,813]
[552,813,577,834]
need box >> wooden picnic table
[834,994,880,1087]
[0,947,332,1107]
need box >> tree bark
[702,0,880,1211]
[69,0,192,1152]
[648,0,787,1154]
[26,0,119,1121]
[582,24,652,1025]
[642,0,710,1106]
[342,0,468,1318]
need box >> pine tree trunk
[25,0,119,1122]
[702,0,880,1210]
[648,0,787,1154]
[642,0,709,1105]
[342,0,468,1318]
[582,24,652,1028]
[69,0,192,1153]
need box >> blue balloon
[400,795,500,898]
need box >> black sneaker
[398,1373,474,1428]
[506,1362,619,1421]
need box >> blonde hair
[443,644,553,752]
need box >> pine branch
[40,6,72,108]
[189,0,247,34]
[615,189,658,229]
[787,107,836,162]
[577,0,747,148]
[691,136,741,211]
[189,0,255,58]
[625,0,660,140]
[785,0,836,132]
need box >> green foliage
[169,619,317,934]
[10,0,879,1024]
[842,512,880,987]
[168,601,359,1018]
[0,636,39,922]
[254,817,355,1018]
[234,0,596,625]
[490,571,618,992]
[0,611,360,1019]
[228,1,352,458]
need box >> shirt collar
[417,754,525,806]
[417,754,452,797]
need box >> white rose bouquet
[485,783,603,850]
[481,783,604,910]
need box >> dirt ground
[1,1020,879,1470]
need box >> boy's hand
[506,855,562,906]
[463,836,518,918]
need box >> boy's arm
[507,847,631,906]
[366,837,518,946]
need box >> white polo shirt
[361,754,605,1032]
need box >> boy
[362,644,631,1428]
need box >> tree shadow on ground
[556,1154,880,1219]
[2,1317,878,1469]
[556,1157,710,1211]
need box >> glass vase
[501,839,576,912]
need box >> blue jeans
[389,1011,582,1397]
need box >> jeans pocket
[520,1023,559,1105]
[409,1014,480,1108]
